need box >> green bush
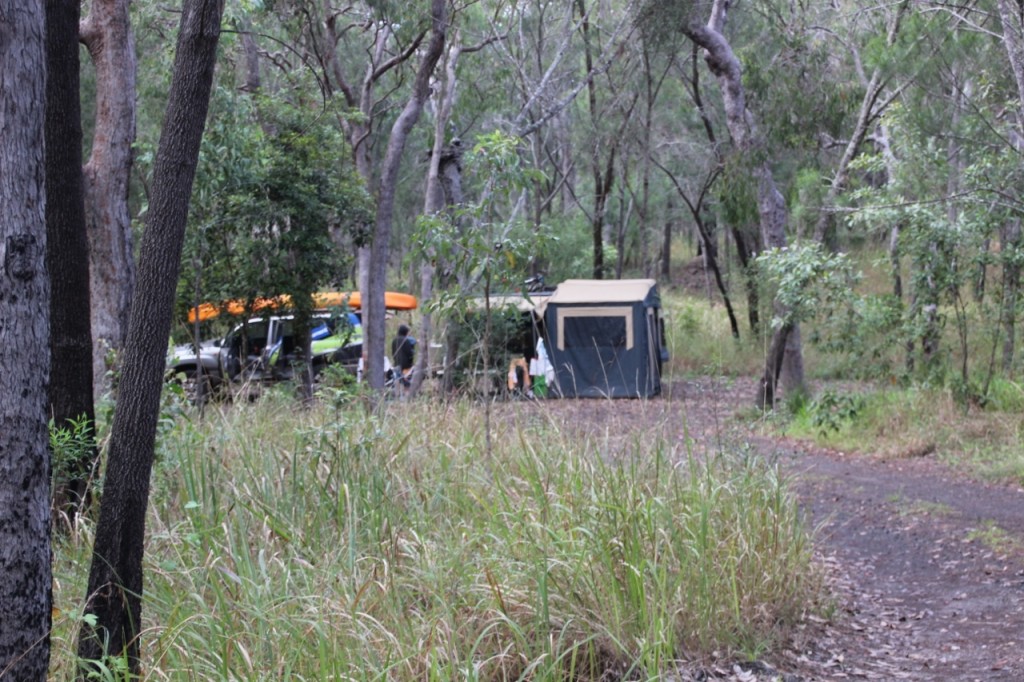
[808,390,865,436]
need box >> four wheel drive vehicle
[167,338,224,392]
[167,312,363,395]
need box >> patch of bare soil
[501,377,1024,680]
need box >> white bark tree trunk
[81,0,138,400]
[0,2,52,677]
[995,1,1024,372]
[997,0,1024,112]
[365,0,448,390]
[412,38,463,395]
[813,3,908,249]
[680,0,806,407]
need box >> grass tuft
[51,396,821,679]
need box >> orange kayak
[188,291,418,323]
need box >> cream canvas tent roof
[468,293,551,315]
[546,279,658,305]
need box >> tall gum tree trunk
[996,0,1024,372]
[81,0,137,400]
[413,37,464,396]
[1002,220,1022,373]
[314,13,427,305]
[78,0,224,672]
[48,0,98,524]
[679,0,806,407]
[365,0,447,390]
[997,0,1024,112]
[0,2,52,678]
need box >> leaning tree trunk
[0,2,52,678]
[680,1,805,407]
[812,2,907,251]
[365,0,447,390]
[77,1,224,674]
[730,223,761,333]
[758,322,794,411]
[81,0,137,401]
[47,0,98,526]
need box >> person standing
[391,324,417,391]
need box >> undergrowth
[783,383,1024,483]
[50,393,821,680]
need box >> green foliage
[719,160,759,234]
[789,167,826,238]
[443,301,535,391]
[780,381,1024,489]
[755,242,860,329]
[741,35,854,150]
[807,390,865,437]
[949,373,987,410]
[844,93,1024,385]
[808,292,906,381]
[49,415,96,496]
[634,0,702,49]
[414,131,551,391]
[417,131,545,292]
[662,295,763,378]
[78,651,133,682]
[179,89,371,317]
[534,213,612,283]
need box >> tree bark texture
[578,0,602,279]
[731,224,761,333]
[997,0,1024,117]
[758,322,793,411]
[413,40,463,396]
[77,0,224,672]
[365,0,447,390]
[680,0,806,405]
[1002,219,1021,373]
[47,0,98,524]
[314,11,427,310]
[661,197,673,279]
[992,1,1024,373]
[81,0,138,400]
[0,2,52,678]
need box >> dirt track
[507,377,1024,680]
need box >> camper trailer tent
[543,279,667,398]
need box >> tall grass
[662,296,765,378]
[51,393,820,680]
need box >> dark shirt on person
[392,327,416,372]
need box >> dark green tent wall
[542,279,667,398]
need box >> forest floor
[512,376,1024,681]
